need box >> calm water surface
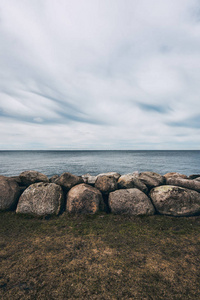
[0,150,199,177]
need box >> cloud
[0,0,200,149]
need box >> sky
[0,0,200,150]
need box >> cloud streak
[0,0,200,149]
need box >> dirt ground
[0,211,200,299]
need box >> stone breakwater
[1,170,200,217]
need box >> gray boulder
[138,171,165,189]
[16,182,64,216]
[163,172,187,180]
[150,185,200,216]
[19,170,49,186]
[195,177,200,182]
[0,176,20,210]
[55,172,84,191]
[95,175,118,194]
[166,177,200,193]
[108,188,155,215]
[118,173,148,193]
[67,183,104,214]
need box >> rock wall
[1,170,200,217]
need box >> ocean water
[0,150,200,177]
[0,150,199,177]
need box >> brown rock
[108,188,155,215]
[138,172,165,189]
[16,182,64,216]
[55,172,84,191]
[118,174,148,193]
[19,170,49,186]
[150,185,200,216]
[95,175,118,194]
[49,175,59,183]
[166,177,200,193]
[66,183,104,214]
[163,172,187,180]
[0,176,20,210]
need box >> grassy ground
[0,212,200,299]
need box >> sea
[0,150,199,178]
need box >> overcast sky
[0,0,200,150]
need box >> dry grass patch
[0,212,200,299]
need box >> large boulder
[166,177,200,193]
[19,170,49,186]
[150,185,200,216]
[163,172,187,180]
[118,174,148,194]
[95,175,118,194]
[195,177,200,182]
[66,183,104,214]
[138,172,165,189]
[16,182,64,216]
[108,188,155,215]
[0,176,20,210]
[55,172,84,191]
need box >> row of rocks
[1,170,200,217]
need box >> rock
[188,174,200,180]
[81,173,91,183]
[66,183,104,214]
[95,175,118,194]
[16,182,64,216]
[97,172,121,180]
[195,177,200,182]
[19,170,49,186]
[163,172,187,180]
[49,175,59,183]
[108,188,155,215]
[138,172,165,189]
[166,177,200,193]
[118,174,148,193]
[87,175,97,186]
[10,176,23,185]
[55,172,84,191]
[150,185,200,216]
[0,176,20,210]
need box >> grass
[0,212,200,299]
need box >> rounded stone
[95,175,118,194]
[150,185,200,216]
[67,183,104,214]
[55,172,84,191]
[166,177,200,193]
[16,182,64,216]
[108,188,155,215]
[118,174,148,193]
[0,176,20,210]
[138,171,165,189]
[19,170,49,186]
